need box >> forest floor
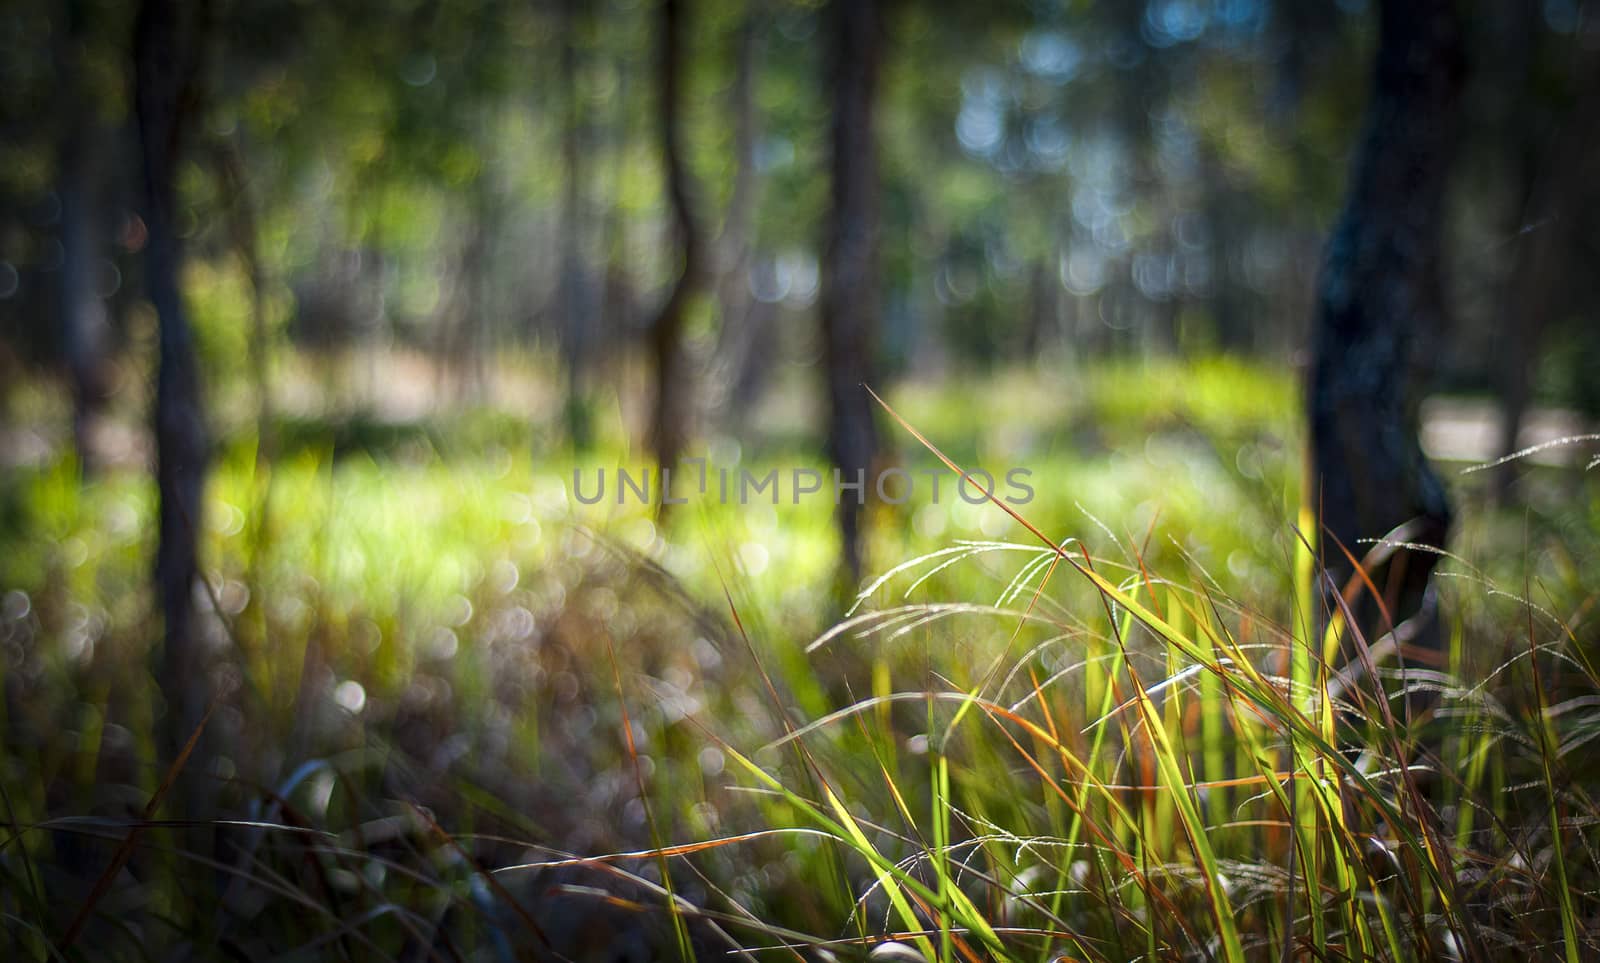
[1,354,1596,960]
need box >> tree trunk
[1022,256,1054,358]
[135,0,210,769]
[1309,0,1463,673]
[710,10,762,419]
[559,0,593,449]
[820,0,885,583]
[1200,148,1252,354]
[597,45,635,371]
[56,0,110,476]
[211,138,270,461]
[647,0,703,480]
[58,140,108,475]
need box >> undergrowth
[0,360,1596,961]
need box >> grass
[1,356,1597,960]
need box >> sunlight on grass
[1,360,1596,960]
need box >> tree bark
[560,0,594,449]
[647,0,704,480]
[820,0,885,583]
[58,139,107,475]
[1309,0,1463,671]
[56,0,110,476]
[135,0,211,768]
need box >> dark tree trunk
[58,139,107,474]
[135,0,210,767]
[1200,148,1252,354]
[559,0,593,449]
[1021,256,1054,358]
[820,0,885,583]
[56,0,110,475]
[1309,0,1463,670]
[646,0,704,480]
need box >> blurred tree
[708,8,770,423]
[209,137,271,458]
[820,0,886,581]
[134,0,211,767]
[559,0,594,448]
[1309,0,1462,677]
[54,0,113,475]
[647,0,704,479]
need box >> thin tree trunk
[56,0,108,476]
[439,201,490,404]
[594,48,632,374]
[559,0,593,448]
[647,0,703,480]
[58,142,106,474]
[470,154,499,400]
[135,0,210,770]
[1200,148,1251,354]
[212,139,270,462]
[1309,0,1463,671]
[1021,256,1053,358]
[208,136,277,724]
[820,0,885,582]
[712,10,760,397]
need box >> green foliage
[4,0,1600,953]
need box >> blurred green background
[2,0,1598,960]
